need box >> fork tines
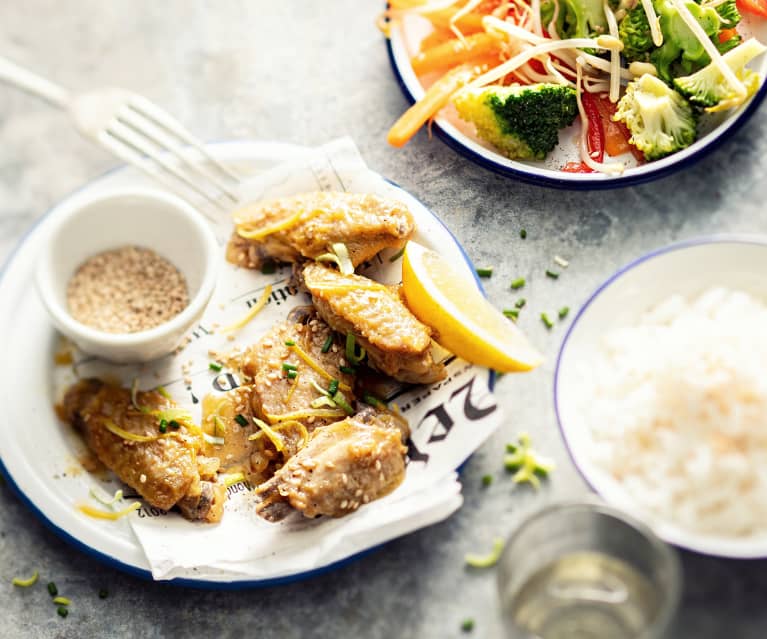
[98,93,240,217]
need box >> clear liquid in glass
[503,551,659,639]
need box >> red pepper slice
[581,92,605,164]
[562,161,594,173]
[737,0,767,18]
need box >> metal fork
[0,56,240,215]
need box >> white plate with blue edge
[0,140,488,588]
[386,11,767,189]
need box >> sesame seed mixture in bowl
[66,245,189,334]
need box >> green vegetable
[503,309,519,321]
[362,392,386,408]
[546,0,608,40]
[284,340,295,346]
[481,474,493,487]
[11,571,38,587]
[287,370,298,380]
[673,38,766,109]
[234,414,249,427]
[476,267,493,278]
[57,606,69,619]
[559,306,570,319]
[47,582,58,597]
[159,421,168,434]
[541,313,555,329]
[614,74,697,161]
[282,363,297,371]
[332,392,355,415]
[345,334,366,366]
[515,298,526,308]
[169,420,180,430]
[53,596,71,606]
[321,335,333,353]
[453,84,578,160]
[461,618,476,633]
[339,365,356,375]
[505,432,555,488]
[715,0,741,29]
[520,229,527,239]
[465,538,505,568]
[209,362,223,372]
[618,6,655,62]
[510,277,526,290]
[545,269,559,279]
[328,379,339,397]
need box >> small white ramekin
[36,187,219,363]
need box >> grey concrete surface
[1,2,767,637]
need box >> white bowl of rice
[555,236,767,558]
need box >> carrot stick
[387,64,478,148]
[419,29,457,52]
[411,32,502,75]
[424,8,487,34]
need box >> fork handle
[0,56,70,108]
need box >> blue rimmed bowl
[555,236,767,557]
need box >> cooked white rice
[585,287,767,537]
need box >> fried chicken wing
[255,408,410,521]
[227,191,414,270]
[301,262,447,384]
[62,379,225,522]
[239,311,355,430]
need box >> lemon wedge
[402,241,543,372]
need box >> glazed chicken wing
[227,191,414,270]
[62,379,225,522]
[301,262,447,384]
[255,408,410,521]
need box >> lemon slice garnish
[402,241,543,373]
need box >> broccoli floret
[619,6,654,62]
[555,0,609,39]
[715,0,741,29]
[673,38,767,109]
[453,84,578,160]
[650,0,722,81]
[614,74,698,160]
[717,32,742,54]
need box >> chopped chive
[209,362,223,372]
[339,365,356,375]
[475,267,493,278]
[11,571,39,587]
[515,298,526,309]
[156,386,172,400]
[545,269,559,279]
[260,261,276,275]
[321,335,333,353]
[503,309,519,321]
[461,618,475,632]
[57,606,68,618]
[47,582,58,597]
[328,379,339,397]
[558,306,570,319]
[159,421,168,434]
[541,313,554,329]
[98,589,108,599]
[332,393,355,415]
[481,474,493,487]
[53,596,71,606]
[510,277,525,290]
[287,370,298,380]
[345,334,366,366]
[234,414,249,427]
[520,229,527,239]
[282,363,297,372]
[169,420,180,430]
[284,339,295,346]
[362,392,385,408]
[389,247,406,262]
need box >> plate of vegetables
[383,0,767,188]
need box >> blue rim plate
[385,12,767,190]
[0,140,491,588]
[554,235,767,557]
